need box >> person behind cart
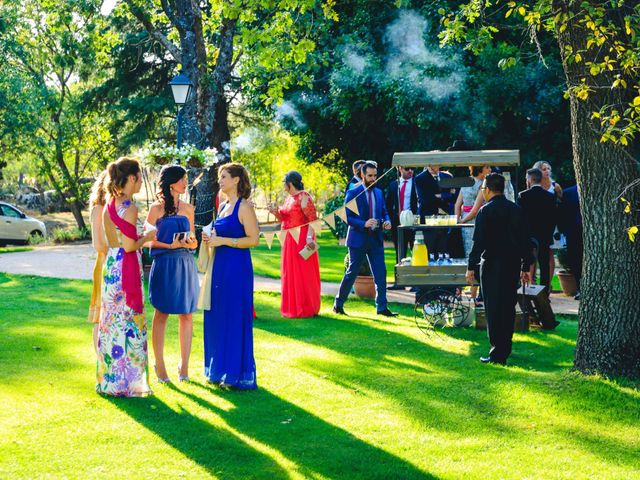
[345,159,367,194]
[334,161,398,317]
[465,173,534,366]
[386,165,418,289]
[557,184,582,300]
[518,168,557,296]
[414,165,455,261]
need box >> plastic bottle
[411,231,428,266]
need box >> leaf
[633,97,640,106]
[627,226,638,242]
[518,6,526,16]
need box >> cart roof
[392,150,520,168]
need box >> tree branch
[125,1,182,63]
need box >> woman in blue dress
[202,163,260,389]
[145,165,199,383]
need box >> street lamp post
[169,71,193,153]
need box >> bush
[344,252,372,276]
[324,194,348,239]
[52,227,90,244]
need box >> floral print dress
[96,200,151,397]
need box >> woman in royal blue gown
[146,165,199,383]
[202,163,260,389]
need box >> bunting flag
[323,213,336,230]
[288,226,301,243]
[335,206,348,223]
[263,232,275,249]
[274,231,282,244]
[310,219,323,235]
[345,198,359,216]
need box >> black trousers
[533,240,551,293]
[566,231,583,291]
[480,259,520,363]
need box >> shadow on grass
[180,383,438,480]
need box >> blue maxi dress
[149,215,199,314]
[203,200,257,389]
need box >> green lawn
[0,246,32,254]
[1,273,638,479]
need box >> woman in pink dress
[268,171,321,318]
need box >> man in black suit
[466,173,534,365]
[518,168,557,293]
[414,165,455,258]
[386,166,418,262]
[558,184,582,299]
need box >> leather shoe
[377,308,399,317]
[480,356,506,365]
[333,305,347,315]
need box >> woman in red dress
[268,171,321,318]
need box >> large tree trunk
[555,1,640,378]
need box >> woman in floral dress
[96,157,156,397]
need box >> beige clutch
[299,240,319,260]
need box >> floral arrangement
[140,142,218,168]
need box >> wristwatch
[231,238,238,248]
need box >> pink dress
[278,191,321,318]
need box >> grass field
[0,246,33,254]
[1,273,638,479]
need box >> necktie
[399,180,407,212]
[368,190,374,220]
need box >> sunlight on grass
[1,273,639,479]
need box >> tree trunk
[555,1,640,378]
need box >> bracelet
[231,238,238,248]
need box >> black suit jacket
[468,195,534,272]
[386,178,418,226]
[557,185,581,237]
[414,170,453,217]
[518,186,557,246]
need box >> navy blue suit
[558,185,583,290]
[335,184,390,312]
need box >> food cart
[391,150,521,328]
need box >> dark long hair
[158,165,187,216]
[284,170,304,191]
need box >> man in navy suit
[386,166,418,264]
[334,161,398,317]
[558,184,582,298]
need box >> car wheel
[28,230,44,245]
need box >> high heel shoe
[154,365,171,384]
[177,365,189,382]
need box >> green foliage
[323,194,348,239]
[439,1,640,146]
[233,125,342,209]
[139,142,218,168]
[51,226,90,244]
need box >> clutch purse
[299,240,319,260]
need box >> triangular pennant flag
[288,226,301,243]
[274,231,282,243]
[263,232,275,249]
[323,213,336,230]
[335,206,347,223]
[192,172,204,187]
[310,219,323,235]
[345,198,359,216]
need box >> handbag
[299,239,319,260]
[196,240,215,310]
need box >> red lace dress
[278,191,321,318]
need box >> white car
[0,202,47,246]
